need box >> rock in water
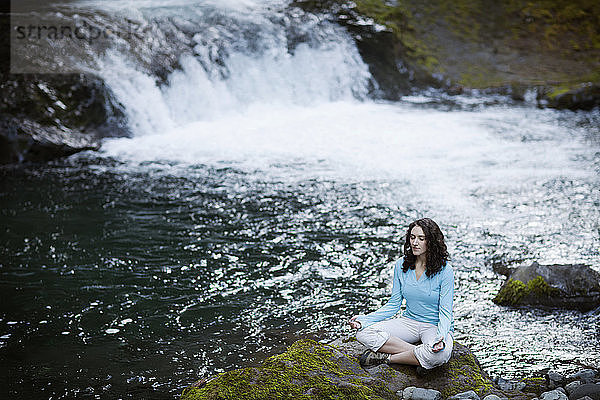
[0,73,128,164]
[0,117,99,163]
[570,384,600,400]
[181,338,531,400]
[493,262,600,311]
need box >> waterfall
[54,0,374,136]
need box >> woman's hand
[432,340,445,353]
[347,316,362,330]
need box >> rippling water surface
[1,100,599,398]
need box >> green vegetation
[296,0,600,103]
[507,0,600,52]
[521,376,549,395]
[493,276,559,306]
[181,339,397,400]
[442,348,494,399]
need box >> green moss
[507,0,600,51]
[181,339,397,400]
[493,276,559,306]
[548,86,572,98]
[521,376,549,395]
[441,349,494,399]
[349,0,439,71]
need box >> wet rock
[540,389,568,400]
[491,262,517,277]
[570,384,600,400]
[546,83,600,111]
[0,73,128,164]
[402,386,442,400]
[497,377,526,392]
[568,370,597,384]
[548,371,567,387]
[292,0,421,100]
[0,116,99,163]
[493,262,600,311]
[448,390,480,400]
[181,338,525,400]
[566,381,582,396]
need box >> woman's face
[410,225,427,257]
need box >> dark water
[0,158,406,398]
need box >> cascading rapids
[60,0,374,136]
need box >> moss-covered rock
[292,0,600,109]
[331,337,531,400]
[181,338,533,400]
[521,376,550,396]
[545,82,600,110]
[181,339,397,400]
[493,262,600,311]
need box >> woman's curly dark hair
[402,218,449,277]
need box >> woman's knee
[415,345,452,369]
[355,329,368,345]
[355,327,388,352]
[427,349,451,368]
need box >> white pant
[356,316,453,369]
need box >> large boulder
[330,337,529,400]
[0,73,129,164]
[493,262,600,311]
[181,338,533,400]
[181,338,398,400]
[0,116,100,163]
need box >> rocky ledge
[0,72,129,164]
[493,262,600,312]
[293,0,600,109]
[180,337,600,400]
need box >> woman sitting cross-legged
[347,218,454,370]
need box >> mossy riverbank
[181,339,528,400]
[294,0,600,108]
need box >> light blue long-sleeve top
[355,258,454,345]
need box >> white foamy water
[100,101,597,218]
[91,0,371,136]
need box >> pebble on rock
[448,390,481,400]
[483,395,507,400]
[401,386,442,400]
[540,389,568,400]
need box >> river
[2,0,600,398]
